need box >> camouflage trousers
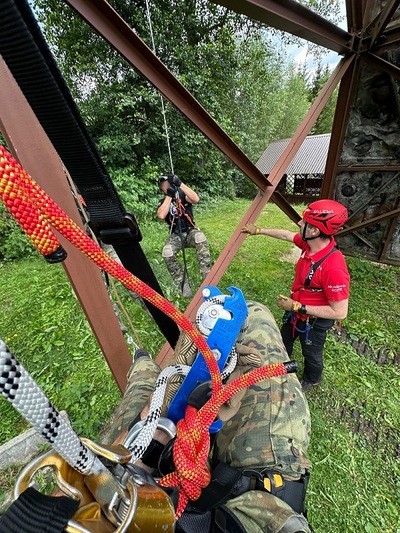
[162,229,212,288]
[106,301,312,533]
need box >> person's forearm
[300,303,348,320]
[157,197,172,219]
[258,228,296,242]
[180,183,199,204]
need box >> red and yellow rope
[0,145,288,518]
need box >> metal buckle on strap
[99,213,142,244]
[241,468,284,494]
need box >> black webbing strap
[0,488,79,533]
[0,0,179,347]
[191,461,309,516]
[192,462,242,513]
[304,247,338,290]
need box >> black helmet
[158,174,173,188]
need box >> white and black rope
[127,364,190,462]
[0,339,104,475]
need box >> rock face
[334,34,400,265]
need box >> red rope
[0,145,289,518]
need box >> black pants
[281,317,334,384]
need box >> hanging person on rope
[0,294,313,533]
[157,174,212,298]
[105,296,313,533]
[241,199,350,394]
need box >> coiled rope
[0,145,289,518]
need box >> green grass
[0,199,399,531]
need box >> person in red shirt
[242,199,350,393]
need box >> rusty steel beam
[363,0,378,28]
[337,165,400,171]
[379,198,400,259]
[364,0,400,48]
[346,172,400,225]
[0,56,131,392]
[271,191,301,223]
[346,0,364,32]
[364,51,400,80]
[338,206,400,237]
[321,57,359,198]
[377,24,400,48]
[211,0,353,54]
[64,0,270,192]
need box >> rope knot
[159,405,211,517]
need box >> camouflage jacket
[106,301,312,533]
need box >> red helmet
[302,199,348,236]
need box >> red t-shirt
[291,234,350,307]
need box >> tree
[32,0,333,205]
[308,61,339,135]
[33,0,255,206]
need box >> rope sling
[0,145,291,518]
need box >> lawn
[0,199,399,532]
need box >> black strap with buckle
[304,247,338,290]
[241,467,309,515]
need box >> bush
[0,204,36,261]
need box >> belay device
[168,286,248,433]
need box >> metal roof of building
[256,133,331,175]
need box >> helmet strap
[301,221,321,242]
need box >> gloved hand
[277,294,301,312]
[166,186,177,198]
[241,223,262,235]
[168,174,181,187]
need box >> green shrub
[0,204,36,261]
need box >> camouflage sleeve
[225,491,312,533]
[215,301,312,533]
[214,301,311,477]
[105,356,161,444]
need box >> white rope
[0,340,104,476]
[127,364,191,462]
[145,0,175,174]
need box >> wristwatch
[299,304,307,315]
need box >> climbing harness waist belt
[192,462,309,516]
[172,226,193,235]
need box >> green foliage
[299,0,342,23]
[308,61,339,135]
[0,204,36,261]
[0,258,121,443]
[31,0,320,203]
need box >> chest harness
[288,247,338,344]
[168,194,198,235]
